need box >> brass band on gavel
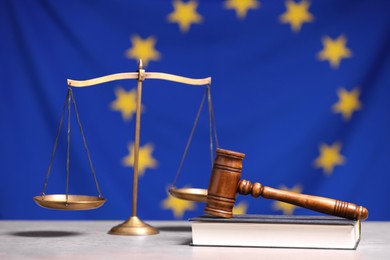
[204,148,368,220]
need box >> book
[190,214,361,249]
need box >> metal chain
[171,85,220,188]
[40,89,70,196]
[207,86,214,165]
[207,85,219,149]
[70,89,103,198]
[207,85,220,165]
[66,88,71,203]
[171,88,207,188]
[40,87,103,200]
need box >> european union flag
[1,0,389,220]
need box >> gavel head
[204,148,245,218]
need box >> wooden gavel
[204,148,368,220]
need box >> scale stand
[67,60,211,235]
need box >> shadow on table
[157,226,192,245]
[157,226,191,232]
[9,230,84,238]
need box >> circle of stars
[113,0,364,217]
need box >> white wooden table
[0,221,389,259]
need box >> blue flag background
[1,0,390,220]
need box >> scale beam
[67,72,211,87]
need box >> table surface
[0,220,389,259]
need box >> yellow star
[122,143,158,176]
[279,0,314,32]
[110,87,142,121]
[224,0,260,19]
[233,201,248,215]
[317,35,352,68]
[125,35,160,66]
[167,0,202,32]
[314,142,345,175]
[272,185,302,215]
[161,192,196,218]
[332,87,362,120]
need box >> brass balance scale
[34,60,215,235]
[34,61,368,236]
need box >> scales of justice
[34,60,368,236]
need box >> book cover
[190,215,361,249]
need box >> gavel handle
[238,180,368,220]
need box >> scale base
[108,216,159,236]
